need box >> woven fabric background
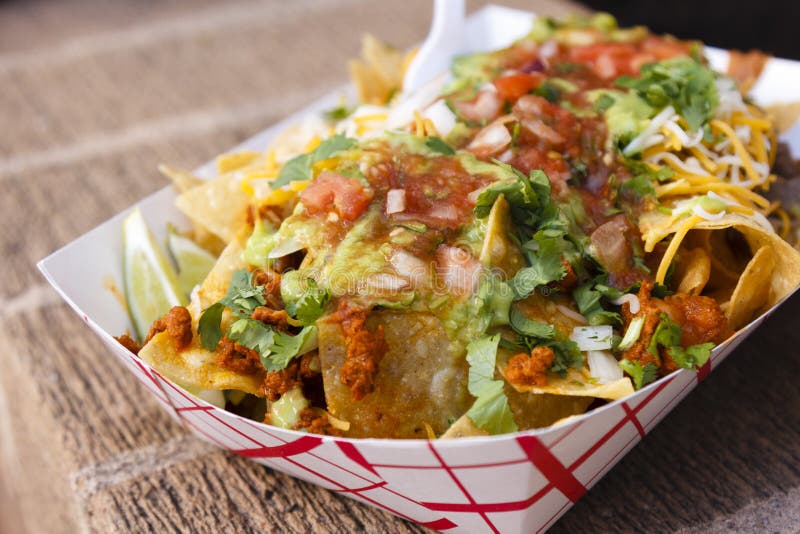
[1,1,799,532]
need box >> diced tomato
[492,72,545,103]
[300,171,373,221]
[640,36,691,60]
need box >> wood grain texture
[1,1,797,533]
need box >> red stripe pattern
[96,328,742,533]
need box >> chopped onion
[692,203,726,221]
[520,118,565,144]
[539,39,557,59]
[570,325,613,351]
[436,245,481,296]
[268,236,303,258]
[468,121,512,155]
[623,105,675,156]
[587,350,624,384]
[389,249,430,287]
[556,304,587,325]
[587,350,623,384]
[423,99,457,137]
[617,316,645,351]
[386,189,406,214]
[611,293,640,314]
[366,273,409,292]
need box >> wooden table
[2,1,799,532]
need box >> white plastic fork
[402,0,466,94]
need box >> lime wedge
[123,208,187,341]
[167,225,217,296]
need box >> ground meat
[554,258,578,291]
[216,337,264,377]
[251,268,282,308]
[619,281,663,368]
[251,307,289,331]
[262,352,320,401]
[662,293,729,347]
[293,408,344,437]
[115,333,141,354]
[143,306,193,351]
[333,301,387,401]
[262,364,300,401]
[505,346,556,387]
[621,281,730,373]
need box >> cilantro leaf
[616,56,719,131]
[425,136,456,155]
[546,338,584,377]
[647,313,681,359]
[464,334,518,435]
[474,164,547,219]
[619,175,656,200]
[668,342,714,370]
[594,93,615,112]
[286,279,330,326]
[573,280,622,326]
[509,306,555,339]
[274,134,357,187]
[323,103,354,121]
[509,249,565,299]
[261,326,317,372]
[198,270,266,350]
[198,302,225,351]
[619,359,658,389]
[227,318,275,357]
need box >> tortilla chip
[479,195,525,279]
[175,172,250,242]
[440,415,489,439]
[766,102,800,135]
[349,34,406,105]
[502,367,635,401]
[504,386,593,430]
[158,165,227,254]
[728,245,775,329]
[159,164,203,193]
[195,225,250,309]
[317,310,471,439]
[216,151,262,175]
[640,210,800,311]
[675,247,711,295]
[139,331,262,395]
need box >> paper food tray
[37,5,800,533]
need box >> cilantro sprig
[274,134,357,188]
[616,56,719,132]
[198,269,318,372]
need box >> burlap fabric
[1,1,798,532]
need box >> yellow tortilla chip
[349,34,407,105]
[440,415,489,439]
[139,331,262,395]
[728,245,775,329]
[317,310,471,439]
[480,195,525,279]
[640,209,800,312]
[195,225,250,309]
[505,386,593,430]
[216,151,262,175]
[175,172,250,242]
[502,367,635,401]
[159,164,203,193]
[675,247,711,295]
